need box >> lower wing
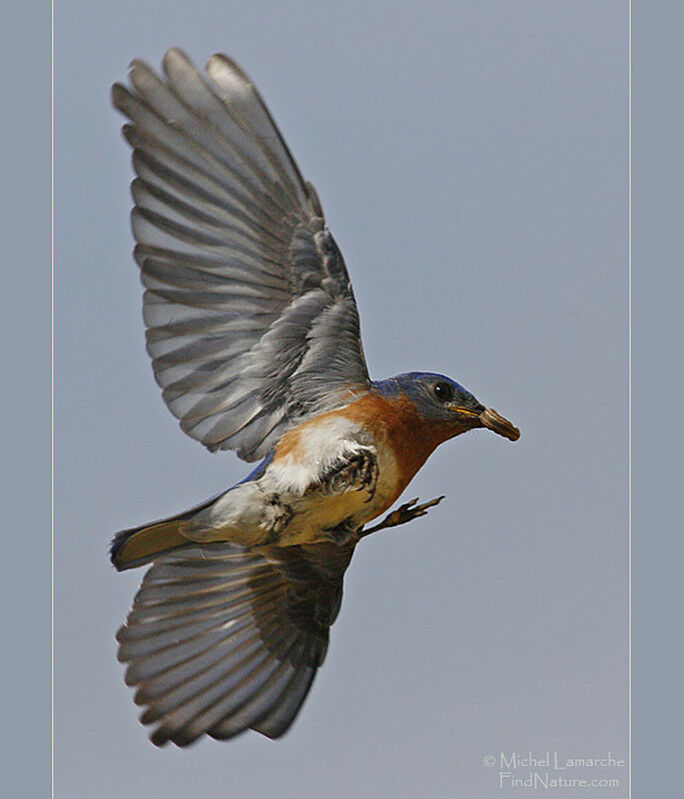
[116,540,354,745]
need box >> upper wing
[117,541,354,746]
[112,49,370,461]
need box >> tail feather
[111,491,224,571]
[110,518,190,571]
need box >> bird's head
[373,372,520,442]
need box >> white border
[49,4,632,795]
[51,0,55,795]
[627,0,632,796]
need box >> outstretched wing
[112,49,370,461]
[117,541,354,746]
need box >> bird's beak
[479,407,520,441]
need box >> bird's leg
[319,447,378,500]
[359,496,445,538]
[321,519,361,547]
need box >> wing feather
[117,541,354,745]
[113,49,370,460]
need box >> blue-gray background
[55,1,628,796]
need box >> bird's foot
[319,448,378,500]
[360,496,445,538]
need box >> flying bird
[110,48,520,747]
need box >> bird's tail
[110,516,192,571]
[112,458,276,571]
[110,490,225,570]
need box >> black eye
[433,382,453,402]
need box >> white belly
[265,416,399,545]
[186,415,399,547]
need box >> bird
[110,47,520,748]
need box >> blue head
[372,372,519,441]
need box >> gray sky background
[55,2,628,796]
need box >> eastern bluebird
[110,49,520,747]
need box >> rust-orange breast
[272,389,453,516]
[337,391,454,505]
